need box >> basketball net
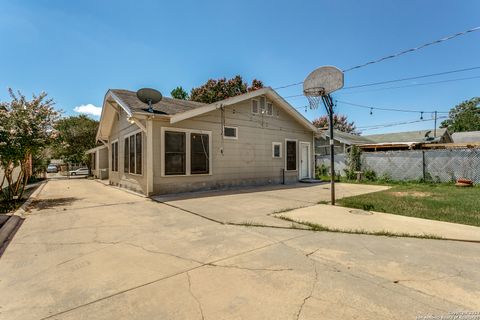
[304,87,325,110]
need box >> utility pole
[434,110,438,138]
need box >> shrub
[364,169,377,181]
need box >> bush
[315,164,329,179]
[364,169,377,181]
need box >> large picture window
[162,129,211,176]
[111,141,118,172]
[165,131,186,175]
[191,133,209,174]
[286,140,297,171]
[124,132,143,175]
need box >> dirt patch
[389,191,432,198]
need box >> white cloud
[73,104,102,117]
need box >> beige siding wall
[91,147,109,179]
[152,98,314,195]
[108,109,148,194]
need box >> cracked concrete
[0,179,479,320]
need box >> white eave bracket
[129,117,147,133]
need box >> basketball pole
[321,94,335,205]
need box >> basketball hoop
[303,66,344,205]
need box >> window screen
[111,142,118,172]
[129,135,135,173]
[266,102,273,116]
[124,138,129,173]
[252,100,259,114]
[191,133,209,174]
[165,131,186,175]
[223,126,237,138]
[286,140,297,170]
[273,144,281,158]
[135,132,142,174]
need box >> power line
[273,26,480,90]
[343,26,480,72]
[336,100,449,114]
[359,117,448,132]
[342,66,480,89]
[339,74,480,95]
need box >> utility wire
[342,66,480,89]
[336,100,449,114]
[359,117,448,132]
[273,26,480,90]
[339,75,480,95]
[343,26,480,72]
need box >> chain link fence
[317,148,480,183]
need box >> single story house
[359,128,452,151]
[93,87,317,195]
[315,129,373,155]
[451,131,480,144]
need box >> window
[272,142,282,158]
[129,135,135,173]
[266,102,273,116]
[165,131,186,175]
[124,132,143,175]
[191,133,209,174]
[286,140,297,171]
[162,128,212,176]
[135,132,142,174]
[251,99,259,114]
[91,152,96,170]
[223,126,237,139]
[124,138,129,173]
[259,96,266,114]
[111,141,118,172]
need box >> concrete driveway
[153,183,389,227]
[0,179,479,319]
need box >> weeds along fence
[316,148,480,183]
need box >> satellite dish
[136,88,162,113]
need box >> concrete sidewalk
[276,204,480,242]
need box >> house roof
[363,128,449,144]
[110,89,206,115]
[97,87,317,141]
[317,129,373,145]
[451,131,480,143]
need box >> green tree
[170,86,189,100]
[440,97,480,132]
[189,75,264,104]
[312,114,357,134]
[0,89,59,201]
[53,115,99,165]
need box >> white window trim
[124,129,144,176]
[223,126,238,140]
[284,138,298,171]
[251,99,259,114]
[272,142,282,158]
[160,127,213,177]
[111,139,119,172]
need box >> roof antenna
[136,88,163,113]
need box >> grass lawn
[337,183,480,227]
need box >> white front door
[299,142,310,179]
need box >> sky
[0,0,479,135]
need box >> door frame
[299,141,311,179]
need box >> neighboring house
[94,87,317,195]
[315,129,373,155]
[451,131,480,144]
[360,128,452,151]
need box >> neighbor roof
[364,128,449,143]
[110,89,206,116]
[451,131,480,143]
[318,129,374,145]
